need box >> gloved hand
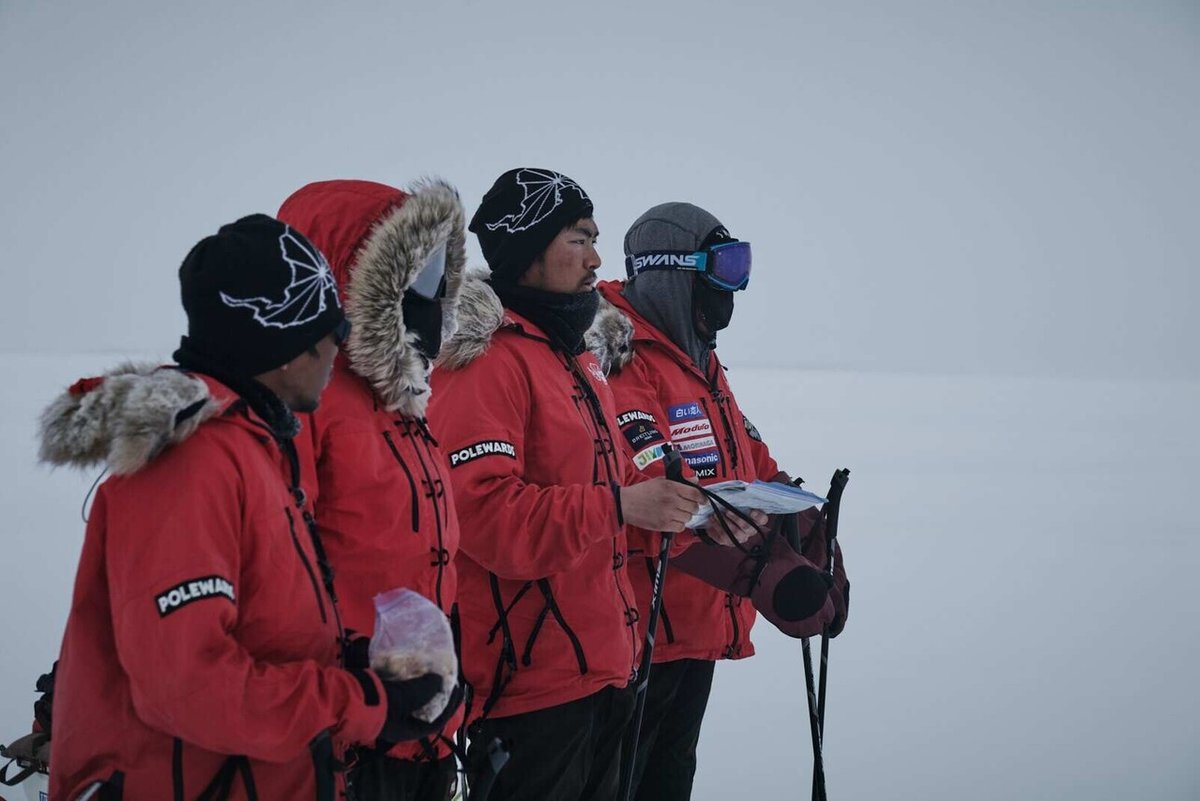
[343,632,371,670]
[379,675,464,745]
[796,509,850,638]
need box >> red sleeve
[742,413,781,481]
[103,440,385,761]
[428,346,624,580]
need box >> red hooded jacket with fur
[277,179,468,761]
[42,368,386,800]
[589,280,781,662]
[427,274,645,720]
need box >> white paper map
[686,480,828,530]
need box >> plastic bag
[368,588,457,722]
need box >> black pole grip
[663,444,684,483]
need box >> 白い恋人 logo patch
[667,402,704,422]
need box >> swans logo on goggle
[630,253,701,271]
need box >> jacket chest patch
[667,401,722,478]
[449,439,518,467]
[156,575,236,617]
[617,409,667,470]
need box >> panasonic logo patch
[449,440,518,467]
[632,253,701,271]
[155,575,236,617]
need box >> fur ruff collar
[344,179,466,417]
[585,296,636,375]
[39,363,221,475]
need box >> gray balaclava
[622,202,729,373]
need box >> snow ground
[2,355,1197,800]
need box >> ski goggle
[624,240,752,291]
[409,241,448,300]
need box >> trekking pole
[619,445,685,801]
[816,469,849,741]
[801,636,825,801]
[804,468,850,801]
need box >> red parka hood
[279,179,467,417]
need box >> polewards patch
[449,440,517,468]
[156,575,236,617]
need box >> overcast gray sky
[1,0,1196,378]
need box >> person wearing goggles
[591,202,850,801]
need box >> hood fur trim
[39,363,220,475]
[345,178,467,416]
[586,297,635,374]
[436,269,506,370]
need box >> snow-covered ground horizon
[2,353,1196,799]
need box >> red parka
[594,281,782,663]
[42,367,386,801]
[278,179,468,761]
[427,276,644,720]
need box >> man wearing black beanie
[40,215,453,800]
[428,169,707,801]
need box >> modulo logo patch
[156,575,236,617]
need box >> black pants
[349,753,456,801]
[628,659,716,801]
[466,685,635,801]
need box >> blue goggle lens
[702,241,751,291]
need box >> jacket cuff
[338,669,388,746]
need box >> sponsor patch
[156,575,236,618]
[674,435,719,454]
[617,409,656,427]
[633,443,667,469]
[449,440,518,468]
[743,414,763,442]
[682,448,721,468]
[667,402,704,423]
[669,419,713,439]
[668,398,724,476]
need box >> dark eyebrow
[572,225,599,239]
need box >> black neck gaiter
[490,281,600,356]
[173,345,300,440]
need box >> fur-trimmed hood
[585,294,635,375]
[39,363,224,476]
[278,178,467,417]
[436,269,509,370]
[587,280,714,378]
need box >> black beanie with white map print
[469,168,594,284]
[173,214,347,378]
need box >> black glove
[379,675,464,745]
[343,633,371,671]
